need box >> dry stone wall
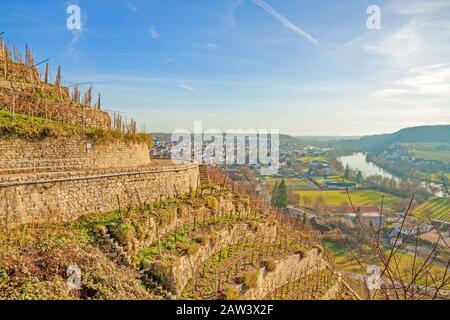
[236,249,326,299]
[0,79,71,101]
[112,195,240,258]
[0,60,40,84]
[0,137,150,174]
[0,164,199,227]
[151,221,278,294]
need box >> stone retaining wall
[0,164,199,227]
[236,249,326,299]
[0,137,150,174]
[114,195,243,258]
[147,221,277,294]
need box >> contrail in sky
[253,0,322,47]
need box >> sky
[1,0,450,136]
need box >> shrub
[223,285,240,300]
[263,258,276,272]
[158,208,177,223]
[209,233,220,245]
[205,196,218,210]
[240,196,251,205]
[312,244,324,255]
[0,264,9,287]
[243,270,259,289]
[92,224,107,235]
[296,249,307,259]
[176,242,188,253]
[194,234,210,245]
[247,220,260,231]
[116,223,135,245]
[186,244,200,256]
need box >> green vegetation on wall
[0,110,152,148]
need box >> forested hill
[313,125,450,152]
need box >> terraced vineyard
[87,184,356,300]
[333,286,360,300]
[0,180,359,300]
[414,197,450,223]
[267,267,339,300]
[180,234,313,300]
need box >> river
[338,153,396,180]
[338,153,444,197]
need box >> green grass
[322,239,378,273]
[403,143,450,163]
[265,177,316,190]
[425,173,450,184]
[323,239,449,289]
[296,189,403,211]
[295,156,327,163]
[414,197,450,223]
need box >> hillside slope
[320,125,450,152]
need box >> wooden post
[214,271,219,297]
[82,105,85,128]
[29,69,35,95]
[194,212,197,231]
[174,216,178,246]
[12,95,15,125]
[2,38,7,80]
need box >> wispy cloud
[361,17,450,67]
[372,62,450,104]
[225,0,244,28]
[253,0,321,47]
[127,2,138,12]
[389,0,450,16]
[362,20,423,58]
[66,29,84,56]
[149,26,160,39]
[178,83,198,91]
[201,42,219,49]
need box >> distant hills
[294,125,450,152]
[154,125,450,153]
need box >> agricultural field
[313,175,356,186]
[265,177,317,190]
[425,173,450,184]
[295,156,327,163]
[296,189,403,211]
[413,197,450,223]
[403,143,450,163]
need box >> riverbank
[338,153,444,198]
